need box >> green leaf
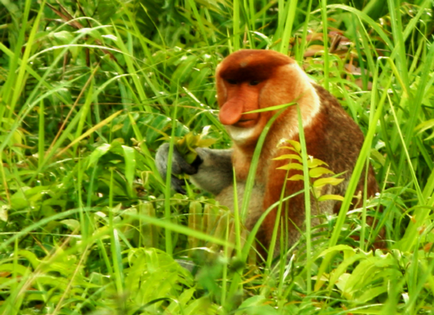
[0,263,30,276]
[87,143,111,168]
[273,154,302,162]
[287,174,304,181]
[309,167,334,178]
[236,295,279,315]
[176,132,199,164]
[277,163,303,171]
[317,194,344,202]
[283,139,301,152]
[122,145,136,187]
[61,219,81,231]
[1,0,21,19]
[10,186,52,210]
[175,131,216,164]
[0,205,8,222]
[335,273,350,292]
[341,254,399,303]
[52,31,74,44]
[307,158,328,168]
[166,288,196,313]
[424,133,434,141]
[318,245,356,258]
[415,118,434,133]
[196,138,216,148]
[356,285,388,303]
[313,177,345,187]
[17,250,41,269]
[327,252,368,291]
[98,0,120,22]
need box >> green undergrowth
[0,0,434,314]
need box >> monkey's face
[216,50,302,144]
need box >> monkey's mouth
[234,119,256,128]
[233,112,260,127]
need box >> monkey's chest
[215,182,265,230]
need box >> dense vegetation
[1,0,433,314]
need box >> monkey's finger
[171,175,187,194]
[174,152,198,175]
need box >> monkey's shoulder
[313,85,363,132]
[314,85,346,111]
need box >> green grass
[1,0,434,314]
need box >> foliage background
[0,0,434,314]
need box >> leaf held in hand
[175,129,216,164]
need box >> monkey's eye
[226,79,238,85]
[249,80,260,86]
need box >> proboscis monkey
[157,50,378,253]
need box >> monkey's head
[216,50,318,145]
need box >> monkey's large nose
[219,98,244,125]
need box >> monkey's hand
[156,143,202,194]
[156,143,234,196]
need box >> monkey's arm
[156,143,233,195]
